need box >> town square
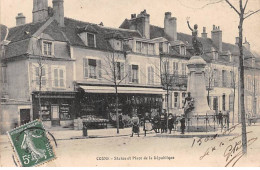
[0,0,260,167]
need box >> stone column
[186,56,215,132]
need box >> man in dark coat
[180,115,186,134]
[168,114,175,134]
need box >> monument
[186,18,215,132]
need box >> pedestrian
[143,112,152,136]
[160,109,167,133]
[130,114,140,137]
[218,111,223,128]
[168,114,175,134]
[152,113,160,133]
[180,115,186,134]
[119,113,124,129]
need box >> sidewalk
[0,126,240,143]
[45,127,233,140]
[50,127,135,140]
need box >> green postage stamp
[7,120,56,167]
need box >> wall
[73,46,162,87]
[6,59,30,101]
[28,58,74,92]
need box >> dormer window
[135,41,155,55]
[79,32,96,48]
[42,41,54,56]
[212,49,218,60]
[179,45,186,55]
[159,42,169,54]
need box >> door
[51,105,60,126]
[20,109,30,125]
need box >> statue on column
[187,17,203,56]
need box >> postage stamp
[7,120,56,167]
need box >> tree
[34,56,47,120]
[30,36,49,121]
[230,64,238,125]
[224,0,260,154]
[102,37,129,134]
[160,53,173,131]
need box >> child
[131,115,140,137]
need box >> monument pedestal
[186,55,215,132]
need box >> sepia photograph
[0,0,260,167]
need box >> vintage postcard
[0,0,260,167]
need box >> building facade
[1,0,259,133]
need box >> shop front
[32,91,76,128]
[76,84,165,126]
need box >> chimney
[33,0,48,23]
[201,27,207,38]
[52,0,64,27]
[131,14,136,19]
[235,37,239,45]
[164,12,177,41]
[243,37,250,51]
[211,25,222,52]
[16,13,26,26]
[134,10,150,39]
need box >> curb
[155,132,238,138]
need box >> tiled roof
[42,20,68,42]
[149,24,259,64]
[3,17,142,58]
[7,20,47,42]
[62,17,142,51]
[0,24,8,41]
[5,39,31,58]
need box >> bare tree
[223,0,260,154]
[33,56,48,121]
[231,64,238,125]
[160,53,173,131]
[102,44,128,134]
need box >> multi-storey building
[1,0,259,132]
[120,11,258,123]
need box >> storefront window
[60,104,71,120]
[41,105,51,120]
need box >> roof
[6,20,47,42]
[62,17,142,50]
[5,39,31,58]
[3,17,142,59]
[0,24,8,42]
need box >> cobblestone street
[1,124,259,167]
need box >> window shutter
[227,71,231,87]
[54,68,59,87]
[120,62,124,80]
[35,67,40,85]
[84,58,88,78]
[60,69,64,87]
[151,67,154,84]
[148,66,151,84]
[128,65,132,83]
[97,60,102,79]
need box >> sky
[1,0,260,54]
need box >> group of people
[130,92,195,137]
[130,110,187,137]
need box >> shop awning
[79,85,166,95]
